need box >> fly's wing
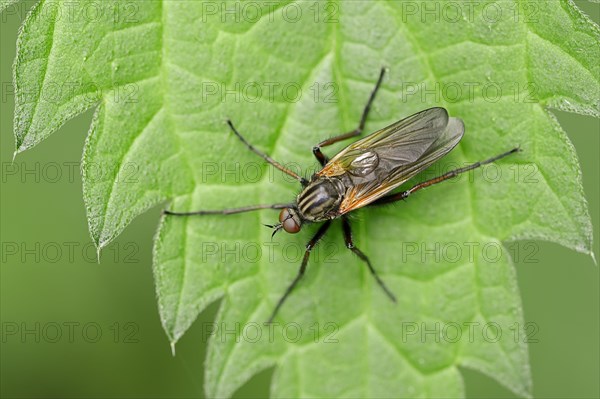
[318,107,450,178]
[332,114,465,214]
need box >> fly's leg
[342,217,396,302]
[227,120,308,185]
[370,147,521,206]
[313,67,386,166]
[266,220,332,323]
[164,203,292,216]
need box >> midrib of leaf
[262,4,394,390]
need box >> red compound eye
[279,209,301,234]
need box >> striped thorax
[297,177,346,222]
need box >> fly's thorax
[296,177,345,222]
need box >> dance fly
[164,68,519,322]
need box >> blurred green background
[1,2,598,398]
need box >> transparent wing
[337,116,465,214]
[318,107,450,178]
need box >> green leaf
[12,0,598,397]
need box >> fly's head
[279,208,302,234]
[264,207,303,238]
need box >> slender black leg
[371,147,521,206]
[163,203,292,216]
[313,67,386,166]
[342,217,396,302]
[266,220,333,323]
[227,120,308,186]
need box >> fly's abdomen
[297,178,345,222]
